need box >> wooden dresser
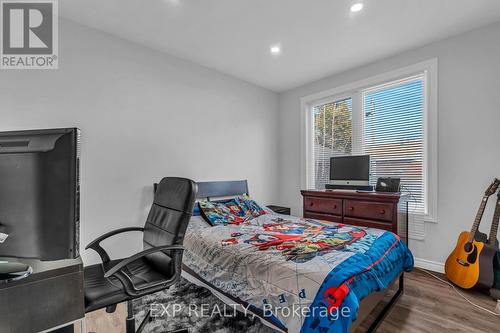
[300,189,407,236]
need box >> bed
[166,180,413,333]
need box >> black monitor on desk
[326,155,373,191]
[329,155,370,185]
[0,128,81,260]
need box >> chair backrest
[143,177,197,276]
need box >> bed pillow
[221,198,248,218]
[236,195,267,218]
[198,200,248,226]
[198,196,267,226]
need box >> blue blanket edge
[299,232,414,333]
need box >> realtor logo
[0,0,58,69]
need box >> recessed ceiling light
[165,0,180,5]
[350,3,364,13]
[270,45,281,55]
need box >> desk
[301,190,408,239]
[0,257,85,333]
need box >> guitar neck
[489,198,500,246]
[469,196,489,242]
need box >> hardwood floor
[84,269,500,332]
[84,303,127,333]
[364,269,500,333]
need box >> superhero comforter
[183,212,413,333]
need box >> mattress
[182,212,413,333]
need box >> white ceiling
[61,0,500,92]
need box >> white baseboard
[414,257,445,274]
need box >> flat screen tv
[0,128,80,260]
[329,155,370,186]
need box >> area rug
[133,277,277,333]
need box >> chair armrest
[85,227,144,264]
[104,245,184,278]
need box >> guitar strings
[416,268,500,316]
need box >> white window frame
[300,59,438,223]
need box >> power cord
[400,184,418,213]
[416,267,500,316]
[399,184,419,239]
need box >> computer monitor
[329,155,370,186]
[0,128,80,260]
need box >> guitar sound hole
[466,244,478,264]
[464,242,473,252]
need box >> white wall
[277,21,500,269]
[0,19,279,264]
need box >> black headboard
[196,180,248,200]
[154,180,248,200]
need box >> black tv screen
[330,155,370,181]
[0,128,80,260]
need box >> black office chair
[83,177,197,333]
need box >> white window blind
[311,75,426,215]
[312,98,352,189]
[361,75,425,214]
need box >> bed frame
[156,179,406,332]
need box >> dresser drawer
[344,217,394,232]
[304,197,342,215]
[304,212,342,224]
[344,200,393,222]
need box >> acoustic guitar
[445,179,500,289]
[476,190,500,289]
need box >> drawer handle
[333,205,337,209]
[379,209,386,214]
[348,207,354,211]
[310,202,314,206]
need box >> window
[303,60,438,230]
[313,98,352,189]
[362,77,425,214]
